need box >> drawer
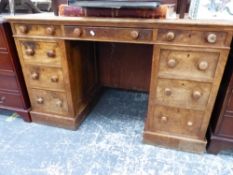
[19,40,62,66]
[0,27,7,51]
[0,91,24,108]
[155,79,212,111]
[158,49,219,81]
[151,105,203,138]
[14,24,62,37]
[64,26,153,42]
[0,73,19,92]
[226,88,233,112]
[157,29,228,47]
[24,66,65,90]
[30,89,69,115]
[0,52,13,71]
[218,115,233,138]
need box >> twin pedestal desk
[6,13,233,152]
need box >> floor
[0,89,233,175]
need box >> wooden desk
[6,13,233,152]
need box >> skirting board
[143,131,207,153]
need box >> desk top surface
[4,13,233,29]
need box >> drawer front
[14,24,62,37]
[218,115,233,138]
[0,27,7,51]
[157,29,228,47]
[19,40,62,66]
[156,79,212,111]
[151,105,203,138]
[64,26,153,42]
[158,49,219,81]
[0,74,19,92]
[0,91,24,108]
[226,89,233,113]
[0,52,13,70]
[25,66,65,90]
[30,89,69,115]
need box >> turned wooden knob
[51,75,59,82]
[166,31,175,41]
[0,96,6,104]
[207,33,217,43]
[25,48,35,56]
[56,99,63,107]
[187,121,193,127]
[198,61,209,71]
[161,116,168,122]
[47,50,56,58]
[19,25,28,34]
[37,97,44,104]
[130,30,139,39]
[164,88,172,96]
[167,58,177,68]
[89,30,95,36]
[46,26,55,35]
[192,90,202,100]
[31,72,39,80]
[73,28,82,37]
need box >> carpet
[0,89,232,175]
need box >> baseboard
[143,131,207,153]
[207,129,233,154]
[0,106,31,122]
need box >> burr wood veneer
[6,13,233,152]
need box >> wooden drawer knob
[19,25,28,34]
[51,75,59,82]
[90,30,95,36]
[198,61,209,71]
[187,121,193,127]
[25,48,35,56]
[164,88,172,96]
[166,31,175,41]
[31,72,39,80]
[46,26,55,35]
[207,33,217,43]
[192,90,202,100]
[56,99,63,107]
[161,116,168,122]
[130,30,139,39]
[36,97,44,104]
[0,96,6,104]
[47,50,56,58]
[73,28,82,37]
[167,58,177,68]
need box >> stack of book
[58,0,168,18]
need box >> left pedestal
[12,23,98,129]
